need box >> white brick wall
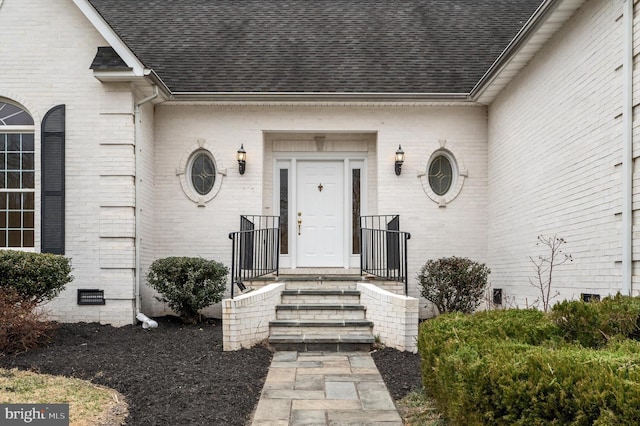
[222,283,285,350]
[1,0,136,325]
[357,282,419,352]
[487,0,624,307]
[150,104,489,318]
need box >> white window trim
[176,139,226,206]
[418,140,467,207]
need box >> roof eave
[470,0,587,105]
[92,69,172,100]
[168,91,474,104]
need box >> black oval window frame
[428,154,453,196]
[190,151,216,196]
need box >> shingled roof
[88,0,543,94]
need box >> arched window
[0,100,35,248]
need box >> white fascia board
[169,92,473,104]
[72,0,145,76]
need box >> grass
[397,388,447,426]
[0,368,127,426]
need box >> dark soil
[371,347,423,400]
[1,317,422,425]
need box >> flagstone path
[251,351,403,426]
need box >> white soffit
[72,0,145,76]
[472,0,587,105]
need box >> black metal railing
[360,215,411,295]
[228,215,280,298]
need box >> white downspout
[623,0,633,296]
[134,85,159,327]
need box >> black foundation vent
[492,288,503,305]
[77,289,105,305]
[581,293,600,303]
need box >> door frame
[273,152,368,269]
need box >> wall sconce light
[237,144,246,175]
[394,145,405,176]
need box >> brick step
[268,333,374,352]
[275,304,366,320]
[284,280,358,290]
[269,319,374,336]
[280,289,361,304]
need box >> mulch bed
[371,347,423,400]
[1,316,422,425]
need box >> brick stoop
[268,279,375,352]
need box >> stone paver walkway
[251,351,403,426]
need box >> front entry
[274,152,367,269]
[296,160,344,267]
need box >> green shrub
[551,294,640,348]
[146,257,228,324]
[417,256,490,314]
[418,309,640,425]
[0,250,73,303]
[0,288,56,355]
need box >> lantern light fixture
[394,145,405,176]
[237,144,246,175]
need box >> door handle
[297,212,302,236]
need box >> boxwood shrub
[147,256,228,324]
[418,307,640,425]
[0,250,73,303]
[551,294,640,348]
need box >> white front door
[296,160,344,267]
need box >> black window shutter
[41,105,65,254]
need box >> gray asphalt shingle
[87,0,542,94]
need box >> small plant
[146,257,228,324]
[0,250,73,304]
[529,234,572,312]
[0,288,56,355]
[417,257,490,314]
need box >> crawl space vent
[77,289,105,305]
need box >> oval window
[190,151,216,195]
[428,154,454,196]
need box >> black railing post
[404,233,411,296]
[229,232,236,299]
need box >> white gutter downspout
[623,0,633,296]
[134,85,159,327]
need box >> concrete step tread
[268,334,375,344]
[281,289,361,296]
[270,319,374,327]
[280,275,364,282]
[276,304,365,310]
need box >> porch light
[394,145,405,176]
[237,144,246,175]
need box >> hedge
[551,294,640,348]
[418,308,640,425]
[0,250,73,303]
